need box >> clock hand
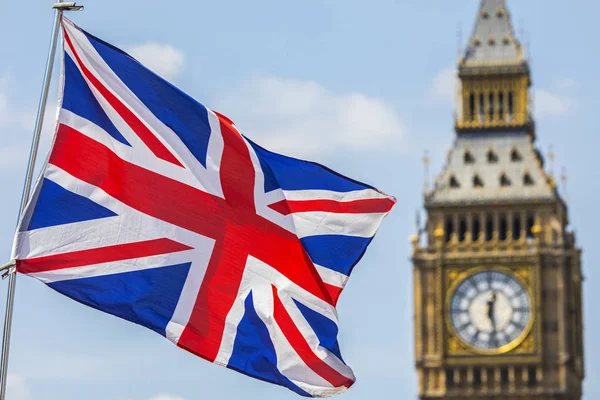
[487,292,497,332]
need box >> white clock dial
[449,270,532,352]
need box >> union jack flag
[11,17,395,397]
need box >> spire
[461,0,524,68]
[455,0,533,133]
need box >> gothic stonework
[412,1,584,399]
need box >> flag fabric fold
[11,17,395,398]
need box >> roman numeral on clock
[489,332,500,349]
[456,321,472,332]
[511,320,526,331]
[470,330,481,345]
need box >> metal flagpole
[0,2,83,399]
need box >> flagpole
[0,2,82,399]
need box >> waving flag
[11,17,395,397]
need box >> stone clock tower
[411,1,585,399]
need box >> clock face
[449,270,532,353]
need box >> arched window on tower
[501,368,509,386]
[487,149,499,163]
[500,173,511,187]
[458,216,467,242]
[499,214,508,241]
[473,368,482,389]
[479,93,485,122]
[485,214,494,241]
[445,216,454,243]
[511,148,522,162]
[464,150,475,164]
[449,175,460,188]
[498,92,504,121]
[508,92,514,121]
[524,173,534,186]
[472,216,481,241]
[513,214,521,240]
[528,367,537,388]
[446,369,455,388]
[488,93,495,120]
[469,93,475,121]
[526,214,535,240]
[473,174,484,188]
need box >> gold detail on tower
[448,270,460,285]
[514,269,530,286]
[448,334,469,355]
[513,334,536,354]
[456,74,530,130]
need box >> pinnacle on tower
[461,0,524,68]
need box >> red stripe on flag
[63,28,184,168]
[323,283,344,306]
[268,198,395,216]
[177,113,265,362]
[18,238,192,274]
[177,232,248,362]
[272,286,354,389]
[213,112,256,210]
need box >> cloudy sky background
[0,1,597,399]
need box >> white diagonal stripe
[314,264,348,288]
[28,248,196,284]
[165,236,215,344]
[292,211,388,238]
[283,188,390,202]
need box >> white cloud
[427,66,458,104]
[148,395,186,400]
[126,43,185,80]
[215,76,405,160]
[6,374,31,400]
[0,77,35,131]
[534,87,577,119]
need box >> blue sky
[0,1,597,399]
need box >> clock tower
[411,1,585,399]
